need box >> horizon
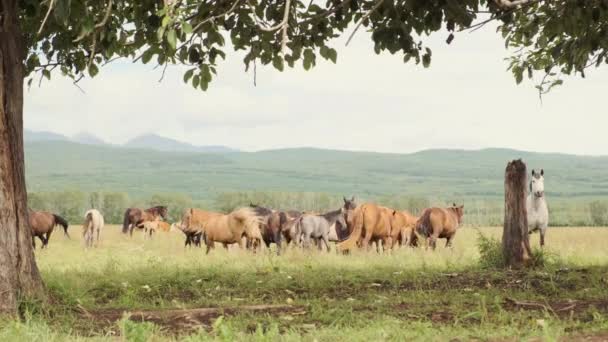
[24,128,608,157]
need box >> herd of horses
[28,169,550,253]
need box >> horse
[250,204,302,254]
[157,221,171,232]
[122,206,168,236]
[527,169,549,247]
[82,209,104,248]
[199,207,263,254]
[142,218,160,239]
[415,204,464,249]
[28,210,69,249]
[294,208,347,252]
[179,208,222,248]
[337,203,392,253]
[389,210,418,248]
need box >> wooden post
[502,159,532,267]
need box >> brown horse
[337,203,392,252]
[122,206,168,236]
[198,207,263,254]
[415,204,464,249]
[389,210,418,248]
[250,204,302,254]
[28,210,69,249]
[180,208,222,248]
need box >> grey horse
[296,208,347,252]
[527,169,549,247]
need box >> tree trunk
[0,0,45,315]
[502,159,532,268]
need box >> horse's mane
[249,204,273,216]
[146,205,167,212]
[320,208,342,220]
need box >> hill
[24,141,608,202]
[124,134,236,153]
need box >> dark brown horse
[250,204,302,255]
[122,206,168,236]
[28,210,69,249]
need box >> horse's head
[157,206,168,219]
[451,203,465,224]
[530,169,545,198]
[343,196,357,210]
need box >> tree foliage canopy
[16,0,608,92]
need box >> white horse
[83,209,104,248]
[526,169,549,247]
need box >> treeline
[214,191,608,227]
[27,191,199,224]
[27,190,608,227]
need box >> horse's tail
[53,214,70,238]
[336,206,364,252]
[415,209,433,238]
[122,208,131,234]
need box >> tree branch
[191,0,243,34]
[37,0,55,35]
[493,0,537,10]
[248,0,292,55]
[345,0,383,46]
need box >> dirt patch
[503,298,608,317]
[81,304,306,334]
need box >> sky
[24,23,608,155]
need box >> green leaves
[20,0,608,93]
[303,49,315,71]
[319,46,337,64]
[88,63,99,77]
[272,55,284,72]
[167,29,177,50]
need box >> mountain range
[24,129,237,153]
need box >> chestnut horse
[337,203,392,252]
[389,210,418,248]
[415,204,464,249]
[29,210,69,249]
[179,208,222,248]
[122,206,168,236]
[197,207,263,254]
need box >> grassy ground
[2,226,608,341]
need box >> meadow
[3,225,608,341]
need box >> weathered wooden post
[502,159,532,267]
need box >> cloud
[24,26,608,155]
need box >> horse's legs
[540,228,546,248]
[383,236,392,253]
[43,232,51,248]
[322,235,331,253]
[96,228,101,247]
[445,236,454,248]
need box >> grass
[4,225,608,341]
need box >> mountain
[24,129,69,143]
[72,132,107,146]
[23,141,608,204]
[124,134,236,153]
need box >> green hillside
[25,141,608,201]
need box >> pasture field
[3,226,608,341]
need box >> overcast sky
[24,24,608,155]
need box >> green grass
[2,226,606,340]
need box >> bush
[476,230,560,269]
[477,230,505,269]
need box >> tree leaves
[19,0,608,93]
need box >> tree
[2,0,607,314]
[502,159,532,268]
